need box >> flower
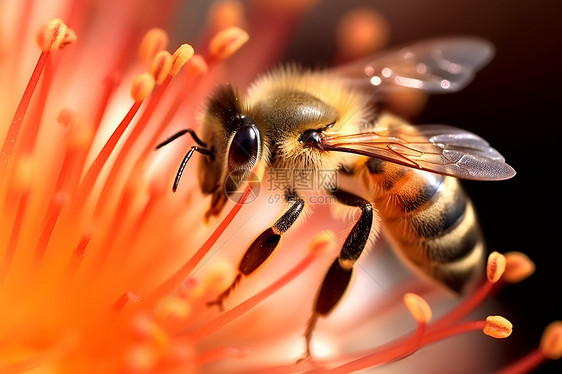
[0,1,558,373]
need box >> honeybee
[158,37,515,358]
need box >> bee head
[198,84,263,216]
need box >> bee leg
[302,189,374,360]
[207,191,305,311]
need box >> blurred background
[173,0,561,372]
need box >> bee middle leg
[207,190,305,311]
[302,189,374,360]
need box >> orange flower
[0,1,557,373]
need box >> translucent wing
[333,37,494,94]
[322,124,515,181]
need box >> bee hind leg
[207,191,305,311]
[302,189,374,360]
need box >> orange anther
[139,28,169,64]
[503,251,536,283]
[208,26,249,60]
[170,44,195,76]
[130,72,155,102]
[487,251,506,283]
[403,293,432,324]
[483,315,513,339]
[540,321,562,360]
[149,50,173,84]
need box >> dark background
[177,0,562,372]
[284,1,561,372]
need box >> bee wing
[323,124,515,181]
[334,37,494,94]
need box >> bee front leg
[302,189,375,360]
[207,191,305,311]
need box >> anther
[208,0,247,31]
[130,72,155,102]
[170,44,195,76]
[208,26,249,60]
[503,251,536,283]
[540,321,562,360]
[113,291,140,312]
[139,28,169,64]
[486,251,506,283]
[149,50,173,84]
[185,54,208,76]
[336,8,389,59]
[58,108,92,150]
[483,315,513,339]
[403,293,432,324]
[36,18,76,51]
[308,231,336,256]
[56,107,79,129]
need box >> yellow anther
[208,26,249,60]
[170,44,195,76]
[483,315,513,339]
[540,321,562,360]
[130,72,155,102]
[139,28,169,64]
[486,251,506,283]
[503,251,536,283]
[308,231,336,256]
[149,50,173,84]
[36,18,76,51]
[403,293,432,324]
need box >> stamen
[503,251,536,283]
[139,28,169,64]
[148,163,267,311]
[18,55,54,155]
[487,251,507,283]
[208,0,247,31]
[35,18,76,51]
[430,252,507,330]
[149,50,173,85]
[113,291,141,311]
[94,72,121,131]
[170,43,195,76]
[541,321,562,360]
[208,26,249,60]
[0,191,29,285]
[184,252,318,343]
[494,321,562,374]
[1,19,74,168]
[130,72,156,102]
[403,293,432,324]
[336,8,389,61]
[483,315,513,339]
[185,54,209,76]
[203,259,236,293]
[308,231,336,256]
[75,75,150,207]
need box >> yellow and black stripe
[363,157,485,293]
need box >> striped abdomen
[362,158,485,292]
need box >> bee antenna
[173,146,214,192]
[156,128,207,149]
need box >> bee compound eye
[228,124,260,168]
[299,130,323,149]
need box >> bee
[157,37,515,358]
